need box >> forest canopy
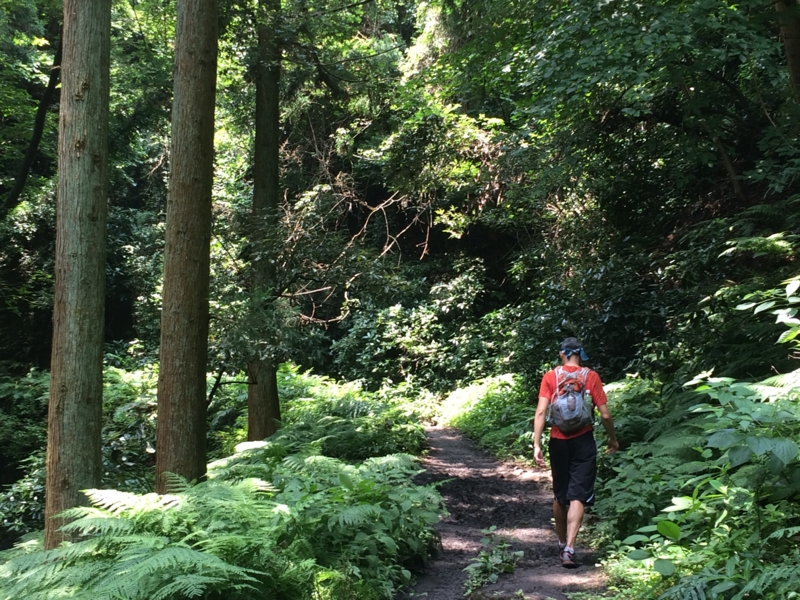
[1,0,800,598]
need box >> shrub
[441,374,536,461]
[0,451,444,600]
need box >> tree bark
[776,0,800,102]
[248,0,282,441]
[45,0,110,550]
[155,0,218,493]
[1,39,62,221]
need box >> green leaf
[786,280,800,297]
[754,301,776,314]
[377,534,398,553]
[771,438,799,465]
[653,558,676,576]
[657,521,680,541]
[706,430,742,449]
[735,302,757,311]
[777,328,800,344]
[746,436,774,456]
[339,473,355,490]
[621,534,650,544]
[727,445,752,468]
[710,581,737,595]
[627,549,650,560]
[769,453,786,474]
[725,556,738,578]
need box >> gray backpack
[547,367,594,433]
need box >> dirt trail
[403,426,606,600]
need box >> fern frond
[329,504,382,529]
[83,489,182,516]
[658,571,711,600]
[282,453,314,472]
[767,525,800,540]
[360,453,419,474]
[734,554,800,599]
[90,546,260,599]
[149,574,233,600]
[162,472,191,494]
[59,515,134,536]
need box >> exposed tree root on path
[402,426,606,600]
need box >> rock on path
[402,426,606,600]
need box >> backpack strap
[551,366,564,399]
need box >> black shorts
[549,430,597,506]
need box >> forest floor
[401,426,607,600]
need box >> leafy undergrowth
[462,526,524,596]
[214,364,439,461]
[592,371,800,600]
[0,365,446,599]
[442,358,800,599]
[440,374,537,462]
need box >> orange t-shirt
[538,365,607,440]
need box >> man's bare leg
[566,499,585,548]
[553,499,585,547]
[553,500,567,545]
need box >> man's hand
[533,395,550,468]
[606,439,620,454]
[534,445,546,467]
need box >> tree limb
[1,38,62,221]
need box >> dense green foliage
[0,364,443,598]
[3,0,800,596]
[439,374,536,461]
[0,455,442,600]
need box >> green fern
[733,551,800,599]
[767,525,800,540]
[329,504,383,529]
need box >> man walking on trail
[533,337,619,568]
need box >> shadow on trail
[402,427,607,600]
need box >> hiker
[532,337,619,569]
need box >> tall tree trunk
[247,0,282,441]
[776,0,800,102]
[155,0,218,493]
[44,0,110,550]
[1,39,62,222]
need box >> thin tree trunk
[1,39,62,221]
[44,0,110,550]
[155,0,218,493]
[776,0,800,102]
[676,79,749,205]
[248,0,282,441]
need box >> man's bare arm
[533,395,550,467]
[597,403,619,453]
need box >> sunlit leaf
[754,301,776,314]
[621,534,650,544]
[656,521,680,540]
[662,497,693,512]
